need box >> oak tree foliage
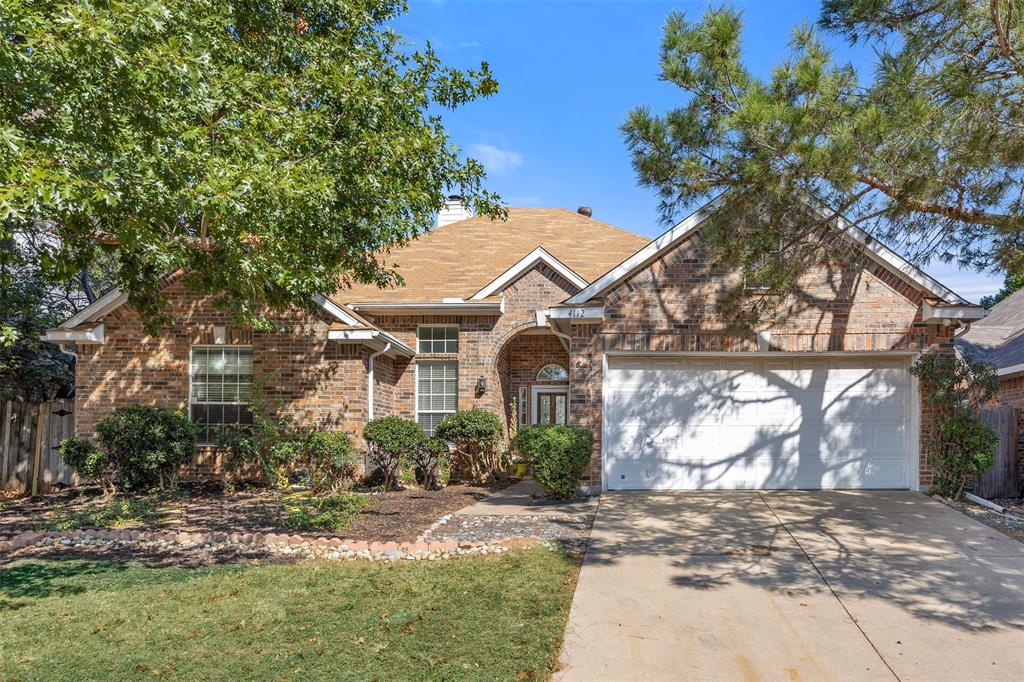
[1,0,502,334]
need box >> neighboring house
[957,289,1024,481]
[47,197,984,492]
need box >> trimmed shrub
[515,425,593,499]
[412,436,451,490]
[58,437,112,492]
[363,416,424,490]
[93,405,198,491]
[911,354,999,498]
[216,411,301,488]
[932,409,999,497]
[300,431,359,493]
[435,409,505,483]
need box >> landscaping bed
[0,481,511,544]
[0,547,578,681]
[945,496,1024,543]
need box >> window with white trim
[518,386,528,426]
[536,364,568,381]
[417,326,458,354]
[417,361,458,435]
[190,346,253,444]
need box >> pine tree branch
[857,173,1020,230]
[990,0,1024,79]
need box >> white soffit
[42,324,106,344]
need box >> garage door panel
[604,355,913,490]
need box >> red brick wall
[74,266,579,479]
[368,264,579,429]
[503,333,569,426]
[74,280,376,479]
[568,230,953,491]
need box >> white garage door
[603,355,914,490]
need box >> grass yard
[0,547,577,681]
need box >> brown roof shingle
[333,208,650,304]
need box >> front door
[535,390,568,425]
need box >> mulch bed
[944,497,1024,544]
[0,481,512,545]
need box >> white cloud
[469,143,524,175]
[457,41,482,49]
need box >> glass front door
[537,391,567,425]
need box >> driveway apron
[556,491,1024,682]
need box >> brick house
[47,197,984,491]
[958,290,1024,484]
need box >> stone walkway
[421,479,596,552]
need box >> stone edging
[0,529,542,562]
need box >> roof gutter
[996,362,1024,378]
[42,324,106,345]
[327,329,415,357]
[921,301,988,324]
[348,302,503,315]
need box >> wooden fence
[975,405,1019,499]
[0,399,78,495]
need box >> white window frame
[536,364,569,381]
[189,345,254,444]
[415,360,458,435]
[416,325,459,354]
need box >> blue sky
[392,0,1002,303]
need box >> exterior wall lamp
[476,376,487,393]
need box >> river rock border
[0,529,541,562]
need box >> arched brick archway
[459,263,579,430]
[492,326,569,431]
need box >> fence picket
[975,406,1019,499]
[0,399,77,494]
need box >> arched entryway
[493,327,570,431]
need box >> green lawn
[0,548,577,681]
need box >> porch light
[476,376,487,393]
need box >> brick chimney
[437,195,473,227]
[577,206,593,217]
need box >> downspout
[367,341,391,421]
[58,343,78,359]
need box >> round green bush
[363,416,424,489]
[434,408,504,482]
[301,431,358,492]
[58,437,110,489]
[416,436,451,490]
[514,425,593,499]
[94,405,199,491]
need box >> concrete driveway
[557,491,1024,681]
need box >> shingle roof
[957,288,1024,369]
[333,208,650,304]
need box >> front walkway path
[556,491,1024,681]
[421,479,596,550]
[453,479,598,516]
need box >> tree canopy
[1,0,501,334]
[0,225,115,399]
[623,0,1024,317]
